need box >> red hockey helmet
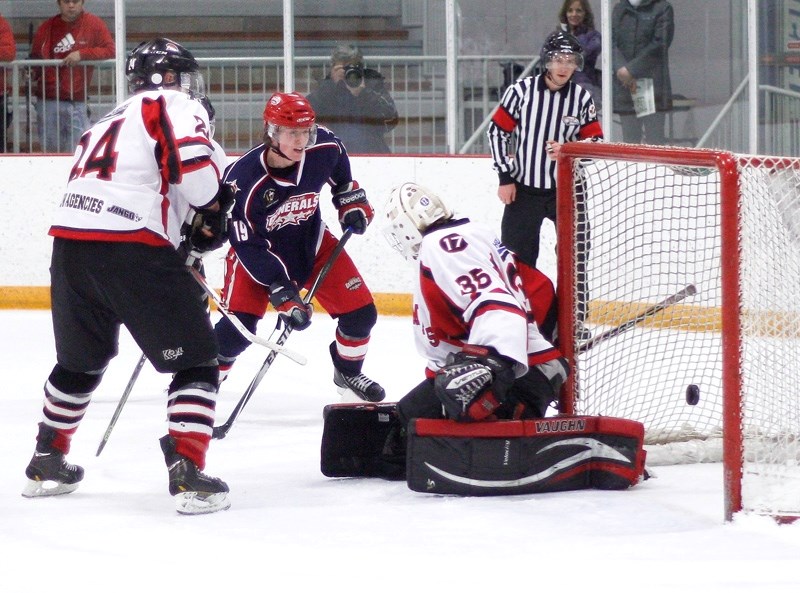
[263,92,317,148]
[263,92,316,128]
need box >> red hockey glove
[332,188,374,235]
[269,280,313,330]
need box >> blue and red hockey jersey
[224,126,357,287]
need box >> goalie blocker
[321,403,646,495]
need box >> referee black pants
[500,184,555,269]
[500,182,590,322]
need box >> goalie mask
[382,182,454,261]
[263,92,318,151]
[126,38,205,97]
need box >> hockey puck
[685,384,700,406]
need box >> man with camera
[308,44,399,154]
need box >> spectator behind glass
[612,0,674,145]
[0,13,16,152]
[30,0,115,152]
[307,44,399,154]
[558,0,601,111]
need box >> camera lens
[344,64,363,88]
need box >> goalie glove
[269,280,313,331]
[186,182,236,253]
[332,187,374,235]
[434,345,516,422]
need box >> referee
[487,30,602,337]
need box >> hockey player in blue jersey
[214,92,385,402]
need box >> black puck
[686,384,700,406]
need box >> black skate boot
[333,368,386,402]
[159,435,230,515]
[22,423,84,498]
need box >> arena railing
[4,54,533,155]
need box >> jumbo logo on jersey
[266,192,319,231]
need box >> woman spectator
[558,0,602,110]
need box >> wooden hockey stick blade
[187,265,307,365]
[578,284,697,354]
[96,352,147,456]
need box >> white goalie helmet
[382,182,454,260]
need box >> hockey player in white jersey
[21,38,233,514]
[381,182,569,426]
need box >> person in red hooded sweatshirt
[30,0,115,152]
[0,13,17,152]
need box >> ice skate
[22,450,84,498]
[333,367,386,402]
[160,435,230,515]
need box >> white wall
[0,154,559,293]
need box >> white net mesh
[562,147,800,518]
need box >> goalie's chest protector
[406,416,646,495]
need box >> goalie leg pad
[320,403,404,479]
[406,416,646,496]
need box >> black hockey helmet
[126,37,204,95]
[540,30,584,72]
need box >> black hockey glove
[186,182,236,253]
[434,345,516,422]
[269,280,313,331]
[332,187,374,235]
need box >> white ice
[1,310,799,593]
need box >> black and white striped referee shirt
[487,74,603,190]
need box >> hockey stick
[578,284,697,354]
[186,258,307,365]
[212,228,354,440]
[96,352,147,456]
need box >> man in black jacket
[308,44,399,154]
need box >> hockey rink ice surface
[1,310,799,592]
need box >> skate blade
[337,385,367,404]
[21,479,79,498]
[174,491,231,515]
[337,384,387,403]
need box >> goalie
[321,183,646,491]
[378,182,569,462]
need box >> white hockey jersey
[49,90,224,248]
[413,219,562,378]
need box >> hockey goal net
[556,142,800,522]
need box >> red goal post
[556,142,800,522]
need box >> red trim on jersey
[180,154,212,174]
[160,195,169,234]
[177,136,216,175]
[141,96,181,184]
[578,121,603,140]
[516,261,556,327]
[528,347,562,366]
[420,265,469,341]
[48,226,171,247]
[470,300,526,326]
[491,105,517,133]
